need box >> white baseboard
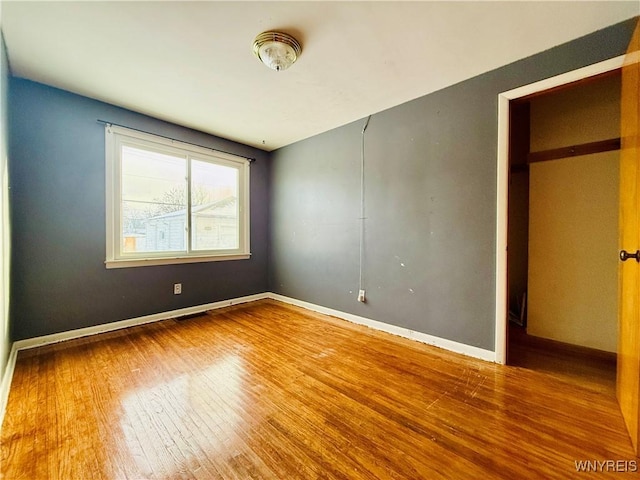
[0,292,270,431]
[12,292,270,351]
[269,293,496,362]
[11,291,496,360]
[0,343,18,430]
[1,290,496,431]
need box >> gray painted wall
[269,18,637,351]
[9,79,269,340]
[6,17,637,349]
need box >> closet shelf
[528,137,620,164]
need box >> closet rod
[527,137,620,164]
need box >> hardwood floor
[1,300,636,479]
[508,325,617,396]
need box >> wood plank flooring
[1,300,637,479]
[508,325,617,396]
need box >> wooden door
[618,17,640,455]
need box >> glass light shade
[257,41,297,71]
[253,31,302,71]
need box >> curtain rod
[97,119,256,162]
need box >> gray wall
[269,18,637,351]
[7,17,637,348]
[9,79,269,340]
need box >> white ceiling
[2,1,638,151]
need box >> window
[105,125,250,268]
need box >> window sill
[105,253,251,269]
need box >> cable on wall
[358,115,371,302]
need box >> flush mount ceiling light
[252,31,302,71]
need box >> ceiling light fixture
[252,31,302,71]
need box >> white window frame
[105,125,250,269]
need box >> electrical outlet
[174,283,182,295]
[357,289,366,302]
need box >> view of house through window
[191,159,239,251]
[121,145,187,254]
[106,125,250,267]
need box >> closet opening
[506,70,621,396]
